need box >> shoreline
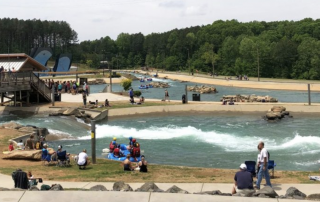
[134,70,320,91]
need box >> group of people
[0,66,17,81]
[109,137,147,172]
[128,88,145,105]
[232,141,271,194]
[44,80,89,96]
[9,134,47,151]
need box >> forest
[2,18,320,79]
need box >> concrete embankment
[107,103,320,117]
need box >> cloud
[181,4,207,16]
[159,1,185,8]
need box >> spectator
[9,142,14,151]
[105,99,111,107]
[25,135,35,150]
[123,154,137,171]
[164,89,170,102]
[77,149,89,170]
[231,163,254,194]
[255,142,272,190]
[82,92,87,108]
[138,155,148,172]
[17,140,25,150]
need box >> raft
[147,78,153,81]
[104,144,141,162]
[140,80,145,82]
[139,86,149,89]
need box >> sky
[1,0,320,42]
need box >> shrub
[120,79,132,91]
[133,91,142,97]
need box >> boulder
[113,182,133,192]
[285,187,306,199]
[194,190,222,195]
[63,108,81,116]
[37,128,49,136]
[135,182,163,192]
[253,187,278,198]
[0,187,10,191]
[149,82,170,88]
[1,122,23,129]
[165,185,189,194]
[89,185,108,191]
[271,106,286,112]
[187,85,217,94]
[49,113,63,116]
[29,186,40,191]
[18,127,35,133]
[50,184,64,191]
[2,149,42,160]
[307,194,320,201]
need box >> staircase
[30,73,52,102]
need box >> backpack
[133,147,140,157]
[41,184,51,191]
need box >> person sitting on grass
[231,163,254,194]
[105,99,111,107]
[138,155,148,172]
[77,149,89,170]
[123,154,137,171]
[9,142,14,151]
[17,140,24,150]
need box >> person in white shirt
[17,140,25,150]
[77,149,89,170]
[255,142,272,189]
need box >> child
[9,142,14,151]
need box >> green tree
[120,79,132,91]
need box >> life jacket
[109,142,115,152]
[113,148,120,156]
[35,142,40,150]
[132,147,140,157]
[134,142,140,148]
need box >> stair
[30,73,52,102]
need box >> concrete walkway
[1,173,319,202]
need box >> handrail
[30,73,51,101]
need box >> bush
[120,79,132,91]
[134,91,142,97]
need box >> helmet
[129,137,133,140]
[132,139,136,143]
[112,141,116,145]
[113,137,117,141]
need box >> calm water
[1,114,320,171]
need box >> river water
[1,113,320,171]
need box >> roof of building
[0,53,47,71]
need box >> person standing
[82,92,87,108]
[129,88,134,103]
[255,142,272,190]
[164,89,170,102]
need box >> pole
[257,48,260,82]
[51,85,55,106]
[109,68,112,92]
[91,120,96,164]
[185,84,188,104]
[187,49,190,75]
[308,84,311,105]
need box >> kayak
[147,78,153,81]
[104,144,141,162]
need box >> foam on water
[48,129,73,137]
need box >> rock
[285,187,306,199]
[194,190,222,195]
[29,186,40,191]
[165,185,189,194]
[63,108,81,116]
[49,113,63,116]
[220,193,232,196]
[0,187,10,191]
[2,149,42,160]
[1,122,23,129]
[89,185,108,191]
[18,127,35,133]
[37,128,49,136]
[187,85,217,94]
[265,112,279,120]
[271,106,286,112]
[307,194,320,201]
[253,187,278,198]
[50,184,64,191]
[113,182,133,192]
[149,82,170,88]
[135,182,163,192]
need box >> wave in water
[48,129,73,137]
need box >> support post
[308,84,311,106]
[37,92,39,104]
[27,91,30,106]
[185,84,188,104]
[51,86,55,106]
[19,91,21,107]
[76,74,78,83]
[109,69,112,92]
[1,93,3,103]
[14,91,16,106]
[91,120,96,164]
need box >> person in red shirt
[9,142,14,151]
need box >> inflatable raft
[147,78,153,81]
[104,144,141,162]
[139,86,149,89]
[140,79,145,82]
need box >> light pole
[256,47,260,81]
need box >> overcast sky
[1,0,320,42]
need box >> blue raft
[107,144,141,162]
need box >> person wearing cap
[231,163,254,194]
[138,155,148,172]
[77,149,88,169]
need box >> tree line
[0,18,78,57]
[2,18,320,79]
